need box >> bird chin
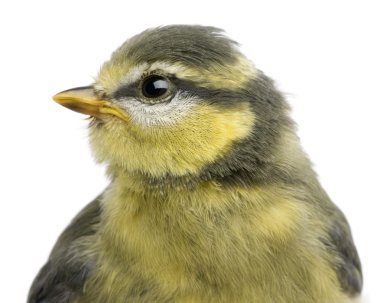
[87,115,117,128]
[88,116,103,127]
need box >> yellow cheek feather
[89,102,254,177]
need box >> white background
[0,1,378,302]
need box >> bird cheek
[171,102,254,167]
[87,102,255,177]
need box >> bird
[28,25,362,303]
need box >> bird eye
[141,75,170,99]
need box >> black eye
[142,75,169,99]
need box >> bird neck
[91,169,335,302]
[104,127,313,191]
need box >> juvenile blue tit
[28,25,362,303]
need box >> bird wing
[27,194,102,303]
[326,211,363,297]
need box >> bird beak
[53,86,129,122]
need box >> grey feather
[27,195,102,303]
[325,214,363,295]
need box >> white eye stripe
[118,63,149,87]
[115,62,185,92]
[95,61,187,97]
[96,62,196,126]
[116,91,196,126]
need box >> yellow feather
[76,178,348,303]
[89,102,254,177]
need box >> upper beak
[53,86,129,122]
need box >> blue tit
[28,25,362,303]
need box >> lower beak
[52,86,129,122]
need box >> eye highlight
[141,75,171,101]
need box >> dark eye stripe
[112,75,248,108]
[112,85,138,99]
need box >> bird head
[54,25,295,186]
